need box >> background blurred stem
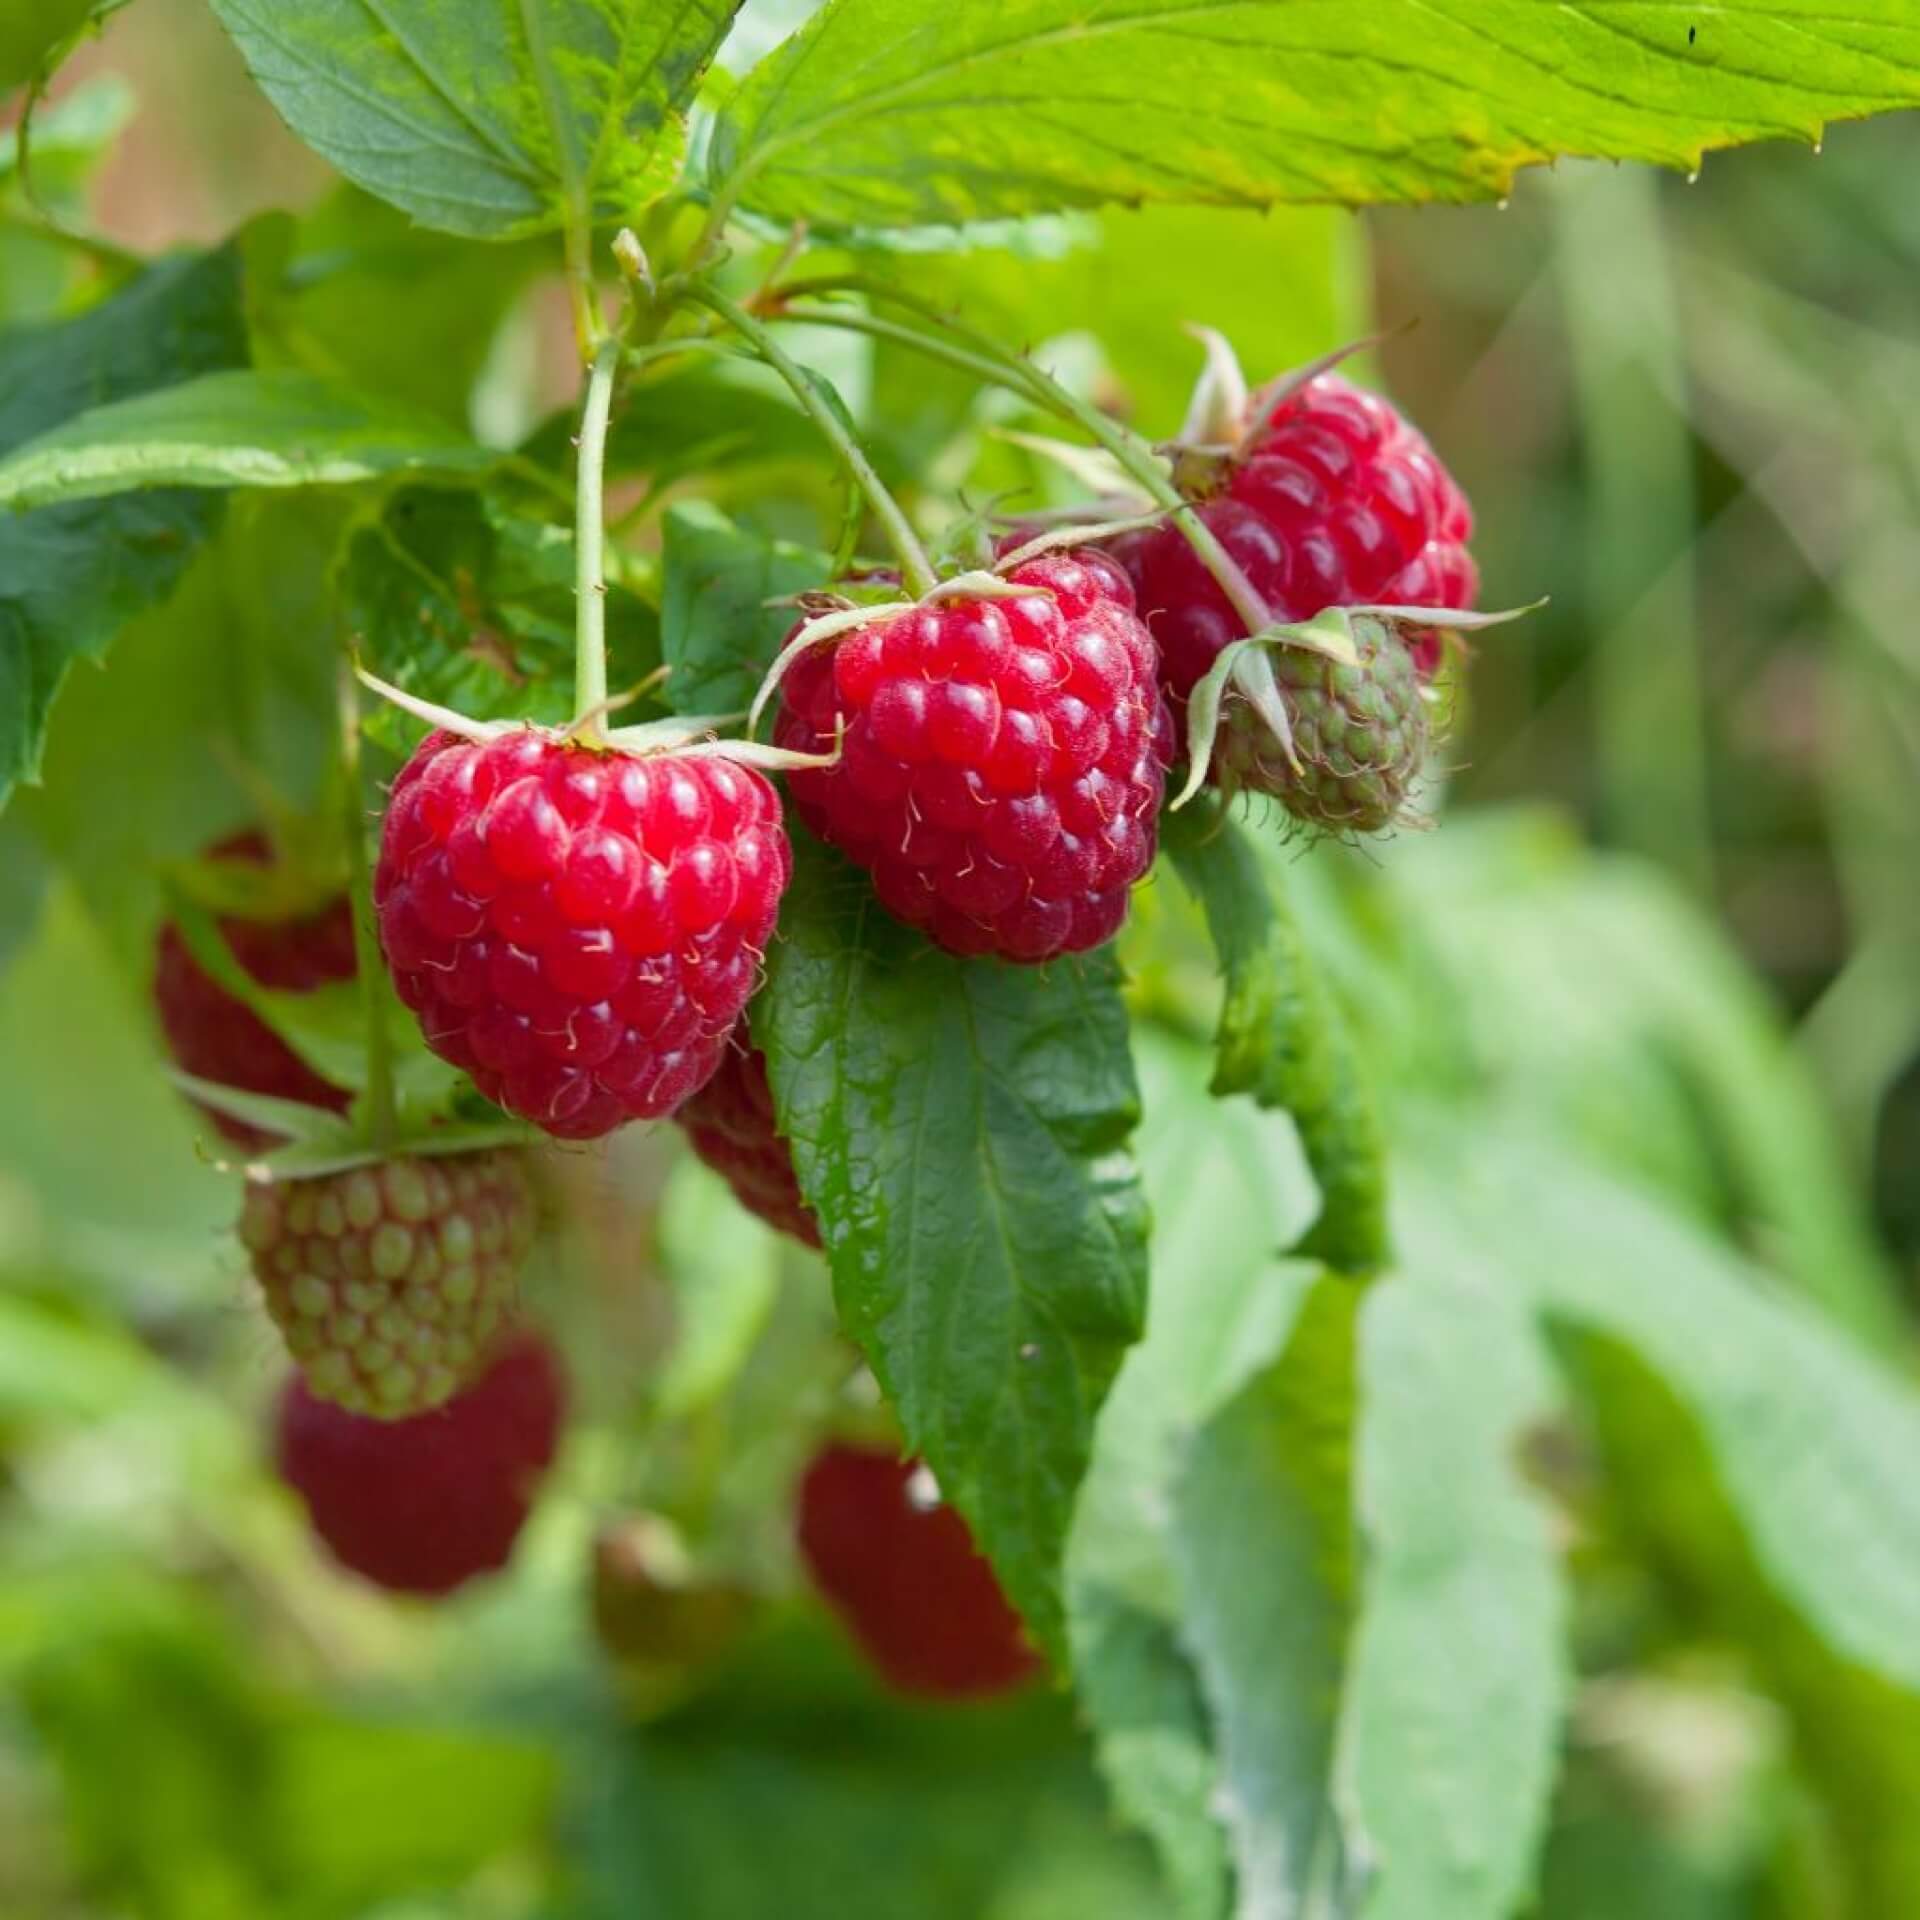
[1555,167,1715,899]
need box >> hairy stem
[771,275,1274,634]
[690,283,937,596]
[572,335,622,735]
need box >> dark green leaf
[1169,1275,1360,1915]
[756,831,1149,1657]
[716,1,1920,230]
[0,247,246,807]
[660,500,826,717]
[345,485,660,753]
[210,0,740,238]
[0,368,497,510]
[1166,801,1390,1273]
[1339,1255,1569,1920]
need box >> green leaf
[245,189,546,428]
[1337,1257,1569,1920]
[0,368,497,511]
[1417,1116,1920,1696]
[1573,1336,1920,1918]
[654,1149,784,1421]
[210,0,740,238]
[1068,1030,1321,1919]
[0,246,246,807]
[0,0,95,93]
[1068,1593,1228,1920]
[757,831,1149,1658]
[661,500,827,717]
[1168,1274,1360,1915]
[272,1717,555,1901]
[715,1,1920,230]
[1166,801,1390,1274]
[345,484,660,753]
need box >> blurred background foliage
[2,2,1918,1916]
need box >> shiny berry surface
[796,1443,1039,1700]
[774,553,1169,964]
[1112,373,1476,699]
[153,832,356,1150]
[240,1150,534,1418]
[375,731,791,1139]
[275,1330,563,1596]
[676,1035,819,1249]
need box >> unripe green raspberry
[238,1150,535,1419]
[1217,615,1427,834]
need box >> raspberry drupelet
[1112,371,1477,701]
[773,551,1170,964]
[375,731,792,1140]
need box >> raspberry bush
[7,4,1920,1915]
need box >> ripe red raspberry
[239,1150,534,1418]
[153,832,356,1150]
[1111,373,1476,702]
[773,554,1169,964]
[675,1035,818,1249]
[275,1329,564,1597]
[795,1442,1039,1700]
[374,730,791,1140]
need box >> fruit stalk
[572,335,622,737]
[765,274,1277,639]
[688,284,937,598]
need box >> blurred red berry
[152,831,355,1149]
[796,1442,1039,1700]
[275,1329,564,1596]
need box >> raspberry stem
[765,276,1278,642]
[572,336,622,740]
[688,284,937,598]
[337,655,396,1150]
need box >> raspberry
[591,1520,757,1697]
[1112,372,1476,705]
[153,832,356,1149]
[238,1149,535,1418]
[795,1443,1039,1700]
[374,730,791,1140]
[675,1035,818,1248]
[275,1329,564,1597]
[1218,613,1427,833]
[773,553,1169,964]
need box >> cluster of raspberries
[155,364,1472,1633]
